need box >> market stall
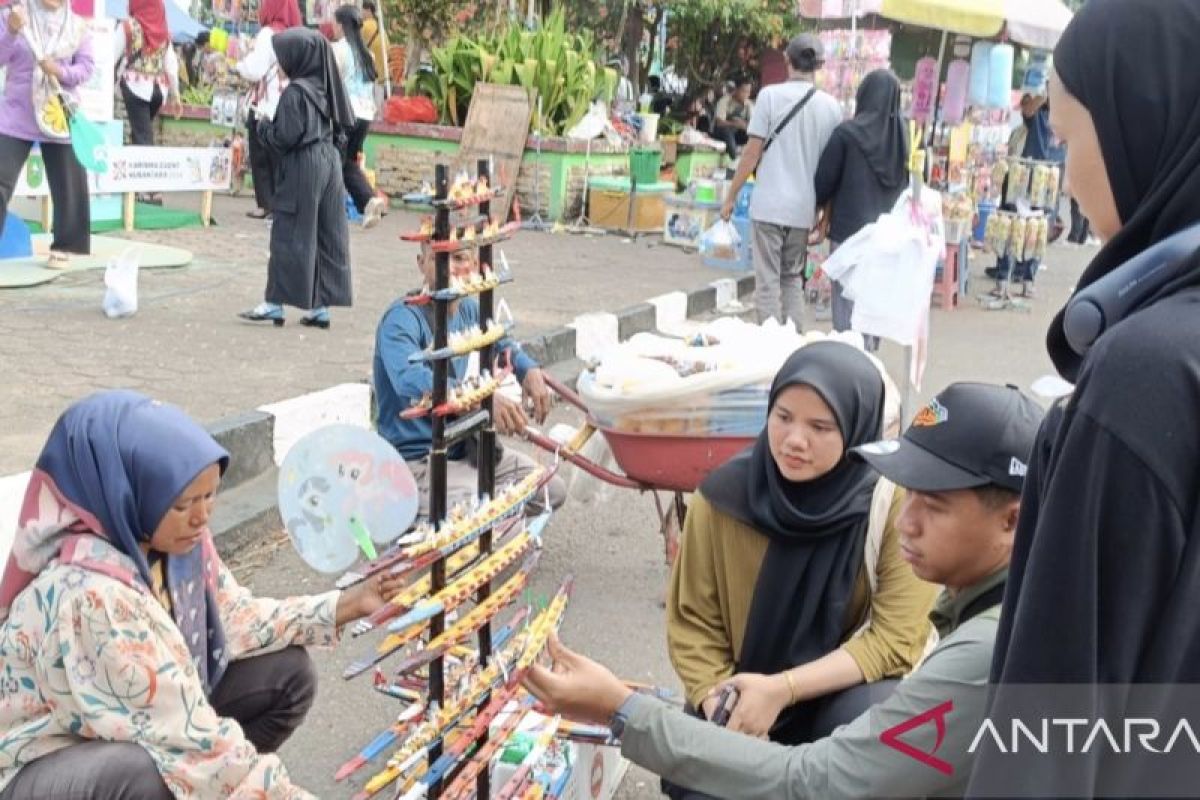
[800,0,1073,309]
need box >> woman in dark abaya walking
[239,28,353,329]
[813,69,909,352]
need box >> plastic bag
[383,95,437,125]
[102,247,140,318]
[698,219,740,259]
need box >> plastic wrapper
[1007,160,1031,205]
[1009,216,1029,262]
[578,319,901,438]
[1030,164,1051,209]
[986,211,1012,256]
[1023,215,1041,262]
[698,219,741,260]
[1034,216,1049,260]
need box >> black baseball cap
[852,383,1044,494]
[786,33,824,72]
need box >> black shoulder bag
[761,86,817,155]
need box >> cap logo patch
[1009,458,1028,478]
[912,399,949,428]
[860,440,901,456]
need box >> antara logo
[880,700,955,775]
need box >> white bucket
[638,113,660,143]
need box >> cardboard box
[588,178,673,234]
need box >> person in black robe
[239,27,354,330]
[968,0,1200,796]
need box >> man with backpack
[721,34,842,329]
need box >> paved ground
[1,191,1100,797]
[0,193,738,474]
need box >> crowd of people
[2,0,1200,797]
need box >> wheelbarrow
[523,373,755,564]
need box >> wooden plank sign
[454,84,533,223]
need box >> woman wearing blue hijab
[0,391,402,798]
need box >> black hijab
[1046,0,1200,382]
[842,69,909,190]
[700,341,884,744]
[273,27,356,132]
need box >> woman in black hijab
[814,70,909,351]
[239,28,355,330]
[666,342,936,789]
[970,0,1200,795]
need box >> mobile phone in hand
[710,684,739,727]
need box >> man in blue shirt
[373,245,566,516]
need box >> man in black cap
[523,383,1043,799]
[720,33,843,330]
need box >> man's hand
[493,392,529,436]
[717,672,791,739]
[521,368,552,424]
[808,205,830,245]
[6,6,25,36]
[38,58,62,80]
[720,199,735,222]
[522,634,634,725]
[334,571,409,627]
[167,94,184,120]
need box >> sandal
[46,251,71,270]
[246,208,269,219]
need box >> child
[239,27,354,329]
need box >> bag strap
[761,86,816,155]
[863,478,895,596]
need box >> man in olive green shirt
[525,383,1043,799]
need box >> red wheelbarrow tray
[527,373,755,494]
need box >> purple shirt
[0,17,94,143]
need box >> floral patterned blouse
[0,536,339,798]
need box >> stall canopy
[799,0,1072,50]
[105,0,207,44]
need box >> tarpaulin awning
[798,0,1072,50]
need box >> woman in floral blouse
[0,390,405,798]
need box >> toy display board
[817,29,892,117]
[325,161,619,800]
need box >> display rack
[336,160,582,800]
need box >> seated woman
[666,341,937,789]
[0,390,403,798]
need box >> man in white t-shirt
[721,34,842,328]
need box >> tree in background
[387,0,801,91]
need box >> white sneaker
[362,197,386,229]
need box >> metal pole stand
[566,137,605,236]
[522,98,551,232]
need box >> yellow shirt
[667,487,938,708]
[362,17,387,85]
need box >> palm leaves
[407,8,617,134]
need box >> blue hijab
[34,390,232,693]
